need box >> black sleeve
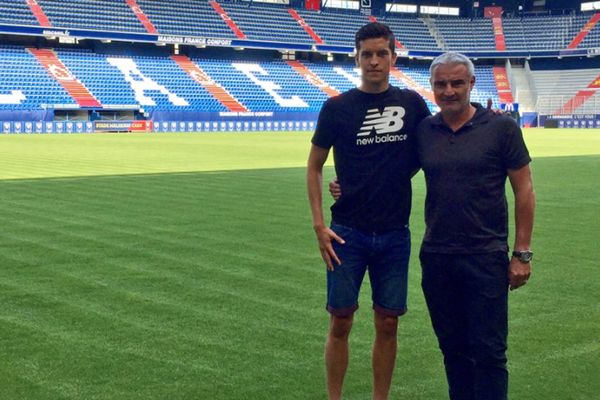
[311,99,338,149]
[500,117,531,170]
[407,92,431,171]
[413,91,433,123]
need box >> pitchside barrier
[539,114,600,128]
[0,120,316,134]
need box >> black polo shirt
[312,86,431,233]
[417,104,531,253]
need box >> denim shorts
[326,222,411,317]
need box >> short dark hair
[355,22,395,54]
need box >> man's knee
[374,313,398,338]
[329,315,353,339]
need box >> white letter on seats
[107,58,188,106]
[232,63,308,108]
[333,67,361,87]
[0,90,25,104]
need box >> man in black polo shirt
[307,22,430,400]
[417,52,536,400]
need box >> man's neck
[442,104,477,132]
[359,82,390,94]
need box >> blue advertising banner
[0,116,316,133]
[2,121,11,134]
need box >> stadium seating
[218,2,311,44]
[0,0,38,26]
[384,15,439,50]
[503,14,585,50]
[135,0,236,38]
[35,0,147,33]
[3,0,600,124]
[0,45,73,110]
[2,0,600,53]
[431,17,497,51]
[530,67,600,114]
[296,8,370,47]
[0,45,501,117]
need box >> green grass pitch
[0,129,598,399]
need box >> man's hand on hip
[329,177,341,201]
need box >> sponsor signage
[542,114,600,128]
[42,29,70,37]
[501,103,519,112]
[157,35,225,46]
[1,117,316,133]
[588,48,600,56]
[94,120,152,132]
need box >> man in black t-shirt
[307,23,430,400]
[417,52,536,400]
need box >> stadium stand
[0,45,501,115]
[35,0,147,33]
[503,14,583,50]
[219,2,313,44]
[431,17,496,51]
[382,14,439,50]
[297,8,369,47]
[575,14,600,48]
[0,0,39,26]
[530,67,600,115]
[1,0,598,53]
[0,45,73,110]
[2,0,600,54]
[136,0,237,38]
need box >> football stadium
[0,0,599,399]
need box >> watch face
[514,251,533,262]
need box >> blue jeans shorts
[326,222,411,317]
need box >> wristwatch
[512,250,533,263]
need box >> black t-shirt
[312,86,431,233]
[417,104,531,253]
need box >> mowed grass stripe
[0,167,330,399]
[0,132,317,180]
[0,210,317,319]
[0,318,228,400]
[1,169,312,253]
[0,304,221,375]
[3,128,598,182]
[0,267,324,381]
[0,248,327,396]
[0,275,303,369]
[0,174,318,282]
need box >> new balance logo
[357,106,405,136]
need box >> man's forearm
[513,189,535,250]
[307,168,326,229]
[307,144,330,231]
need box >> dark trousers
[420,251,510,400]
